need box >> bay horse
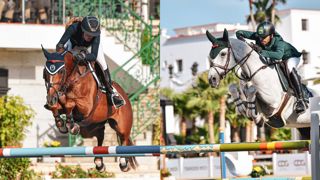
[42,47,138,171]
[205,29,320,139]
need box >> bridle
[209,41,274,82]
[45,55,90,106]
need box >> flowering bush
[51,163,115,178]
[44,141,61,147]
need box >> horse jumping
[205,29,319,139]
[42,47,138,172]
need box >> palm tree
[271,0,287,24]
[246,0,286,25]
[160,88,194,143]
[248,0,257,30]
[186,72,223,144]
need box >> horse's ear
[41,44,50,60]
[222,28,229,42]
[206,30,216,43]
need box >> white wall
[160,34,211,92]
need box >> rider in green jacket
[236,21,306,115]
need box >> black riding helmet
[256,21,275,38]
[81,16,101,37]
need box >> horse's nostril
[52,96,57,104]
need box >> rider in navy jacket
[55,16,125,109]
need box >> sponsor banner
[273,152,311,176]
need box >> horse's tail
[127,138,139,170]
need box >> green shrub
[140,27,152,65]
[0,96,36,179]
[52,163,115,178]
[0,96,35,147]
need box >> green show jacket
[236,30,301,61]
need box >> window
[301,19,308,31]
[301,50,309,64]
[176,59,183,73]
[0,68,10,96]
[149,0,160,19]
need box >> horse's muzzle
[209,76,219,88]
[47,94,58,106]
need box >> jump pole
[0,141,310,158]
[0,145,160,158]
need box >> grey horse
[206,29,319,139]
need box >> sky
[161,0,320,35]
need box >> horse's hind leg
[94,126,106,172]
[109,120,138,172]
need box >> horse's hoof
[58,126,68,134]
[96,163,105,172]
[70,123,80,135]
[119,163,130,172]
[56,120,64,128]
[119,157,130,172]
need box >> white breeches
[64,40,108,70]
[287,57,301,73]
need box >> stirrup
[294,100,306,115]
[111,93,125,109]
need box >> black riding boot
[103,69,125,109]
[290,68,307,115]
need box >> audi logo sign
[277,160,289,167]
[293,160,306,166]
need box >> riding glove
[252,44,262,53]
[238,35,245,42]
[75,52,86,61]
[56,43,65,52]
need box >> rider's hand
[56,43,65,53]
[238,35,245,42]
[75,52,86,62]
[252,44,262,53]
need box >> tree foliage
[247,0,287,24]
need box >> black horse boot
[103,69,125,109]
[290,68,307,115]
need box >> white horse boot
[229,84,247,116]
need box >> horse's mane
[229,38,257,62]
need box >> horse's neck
[230,39,284,109]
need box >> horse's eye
[221,52,226,57]
[209,60,214,67]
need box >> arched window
[0,68,10,96]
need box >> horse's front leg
[94,127,106,172]
[229,83,247,116]
[50,104,68,134]
[65,100,80,135]
[246,85,264,126]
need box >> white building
[160,8,320,91]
